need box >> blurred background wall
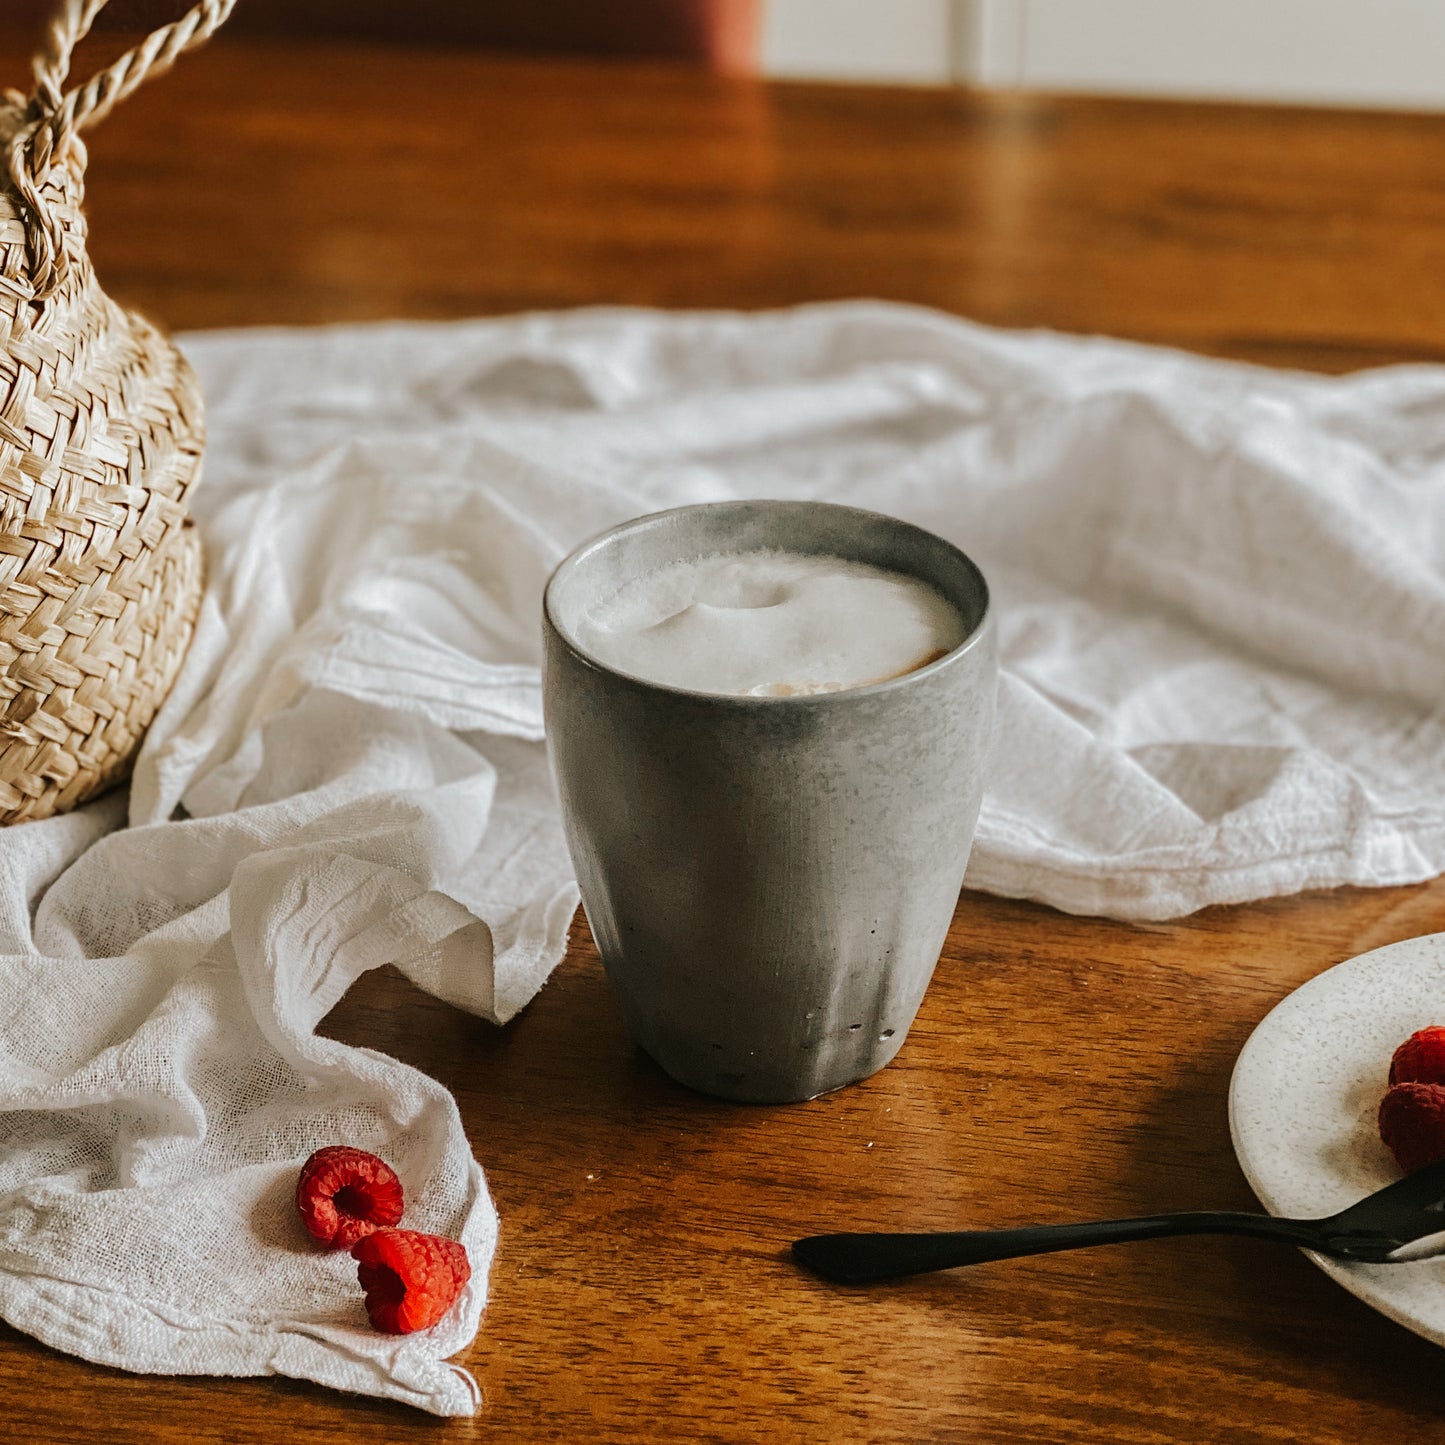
[767,0,1445,107]
[11,0,1445,109]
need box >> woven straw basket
[0,0,234,824]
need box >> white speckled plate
[1230,931,1445,1344]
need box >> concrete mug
[542,500,996,1103]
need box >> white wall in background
[760,0,956,83]
[990,0,1445,108]
[762,0,1445,109]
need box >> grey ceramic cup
[542,500,996,1104]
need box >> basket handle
[8,0,238,297]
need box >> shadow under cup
[543,501,997,1103]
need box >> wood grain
[13,31,1445,373]
[2,25,1445,1444]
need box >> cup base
[635,1030,910,1105]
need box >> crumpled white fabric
[2,301,1444,1413]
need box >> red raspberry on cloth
[1389,1026,1445,1087]
[352,1228,472,1334]
[1379,1082,1445,1174]
[295,1146,405,1249]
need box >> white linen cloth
[2,301,1444,1414]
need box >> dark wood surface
[3,25,1445,1444]
[29,29,1445,374]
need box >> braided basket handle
[9,0,238,297]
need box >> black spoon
[792,1157,1445,1285]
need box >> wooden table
[5,27,1445,1445]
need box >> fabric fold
[1,301,1443,1411]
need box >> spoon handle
[792,1211,1329,1284]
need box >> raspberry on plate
[1379,1081,1445,1174]
[352,1228,471,1334]
[295,1146,405,1250]
[1388,1026,1445,1088]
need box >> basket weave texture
[0,0,233,823]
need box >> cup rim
[542,499,993,706]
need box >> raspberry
[1379,1082,1445,1174]
[352,1228,471,1334]
[295,1146,405,1250]
[1389,1027,1445,1087]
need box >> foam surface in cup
[574,549,966,696]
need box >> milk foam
[574,549,965,697]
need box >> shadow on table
[1121,1052,1445,1424]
